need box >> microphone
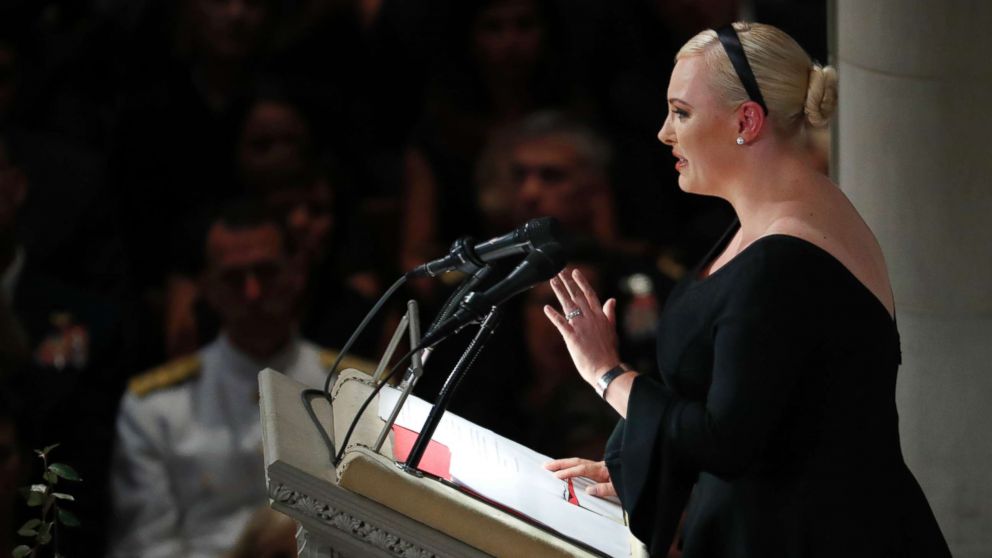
[417,242,567,348]
[407,217,562,278]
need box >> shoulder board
[318,349,376,376]
[128,354,202,397]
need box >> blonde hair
[677,22,837,136]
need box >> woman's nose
[658,115,675,146]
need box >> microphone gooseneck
[416,242,567,348]
[408,217,562,278]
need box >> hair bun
[804,65,838,127]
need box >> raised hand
[543,268,620,386]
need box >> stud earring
[736,136,745,145]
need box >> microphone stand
[402,306,503,475]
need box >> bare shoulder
[766,194,895,318]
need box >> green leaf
[57,508,80,527]
[52,492,74,501]
[41,443,59,455]
[42,471,57,485]
[18,518,42,530]
[12,544,32,558]
[25,491,44,507]
[16,518,41,537]
[48,463,81,482]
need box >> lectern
[259,367,646,557]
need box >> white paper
[378,387,631,557]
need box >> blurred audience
[163,94,383,359]
[477,111,617,242]
[481,112,672,369]
[1,133,135,555]
[0,1,830,550]
[111,0,277,299]
[0,25,128,296]
[571,0,740,271]
[108,200,374,557]
[494,115,674,455]
[399,0,589,298]
[416,112,672,457]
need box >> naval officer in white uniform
[108,202,372,557]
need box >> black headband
[715,24,768,115]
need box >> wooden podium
[259,367,646,557]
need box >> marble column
[835,1,992,556]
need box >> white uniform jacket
[107,335,365,558]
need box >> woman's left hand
[544,457,617,498]
[543,268,620,386]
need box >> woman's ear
[737,101,766,143]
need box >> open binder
[259,366,649,557]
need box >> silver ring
[565,308,583,321]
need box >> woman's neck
[720,141,830,244]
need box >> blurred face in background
[511,135,595,231]
[189,0,270,61]
[263,180,334,267]
[237,100,311,192]
[472,0,545,78]
[203,223,301,346]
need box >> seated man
[108,201,372,557]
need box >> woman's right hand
[544,457,617,498]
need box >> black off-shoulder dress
[605,226,951,557]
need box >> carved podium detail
[269,481,435,558]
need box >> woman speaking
[543,22,951,557]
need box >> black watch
[595,364,629,398]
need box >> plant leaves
[42,443,60,455]
[25,491,44,507]
[16,518,41,537]
[57,508,80,527]
[52,492,74,501]
[48,463,81,482]
[18,518,42,530]
[42,471,57,485]
[12,544,32,558]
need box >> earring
[736,136,745,145]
